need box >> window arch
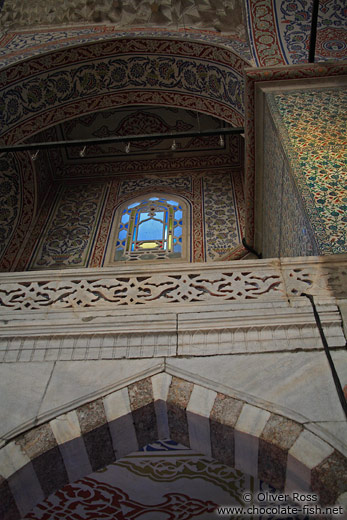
[105,194,190,263]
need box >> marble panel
[58,437,92,483]
[103,387,139,458]
[0,477,20,520]
[167,351,347,424]
[261,414,303,451]
[0,363,54,441]
[83,424,115,472]
[38,359,163,419]
[0,443,30,479]
[289,430,334,470]
[258,441,287,490]
[152,373,172,439]
[50,411,81,444]
[16,424,57,460]
[186,386,216,456]
[7,464,44,518]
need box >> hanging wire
[31,150,39,161]
[79,145,86,158]
[125,142,131,154]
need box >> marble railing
[0,255,346,362]
[0,255,346,313]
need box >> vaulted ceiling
[0,0,246,38]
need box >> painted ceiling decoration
[0,0,246,36]
[0,0,250,67]
[23,440,278,520]
[246,0,347,66]
[32,106,242,179]
[0,37,245,148]
[0,0,346,269]
[0,0,346,71]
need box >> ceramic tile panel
[262,100,320,258]
[245,0,347,66]
[27,182,109,270]
[266,87,346,256]
[19,167,245,270]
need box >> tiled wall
[261,86,346,258]
[261,103,319,258]
[19,170,244,270]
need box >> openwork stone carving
[0,269,283,311]
[1,257,346,313]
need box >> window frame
[104,193,190,265]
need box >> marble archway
[1,373,345,518]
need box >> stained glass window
[114,196,185,262]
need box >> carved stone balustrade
[0,255,346,362]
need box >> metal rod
[242,238,262,259]
[302,293,347,419]
[0,127,244,154]
[308,0,319,63]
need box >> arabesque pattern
[0,27,252,68]
[267,87,347,255]
[245,0,347,66]
[1,257,346,312]
[0,38,244,140]
[0,270,282,310]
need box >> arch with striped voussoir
[0,373,346,519]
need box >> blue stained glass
[137,218,163,240]
[116,196,184,260]
[140,210,164,222]
[175,227,182,237]
[118,229,127,240]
